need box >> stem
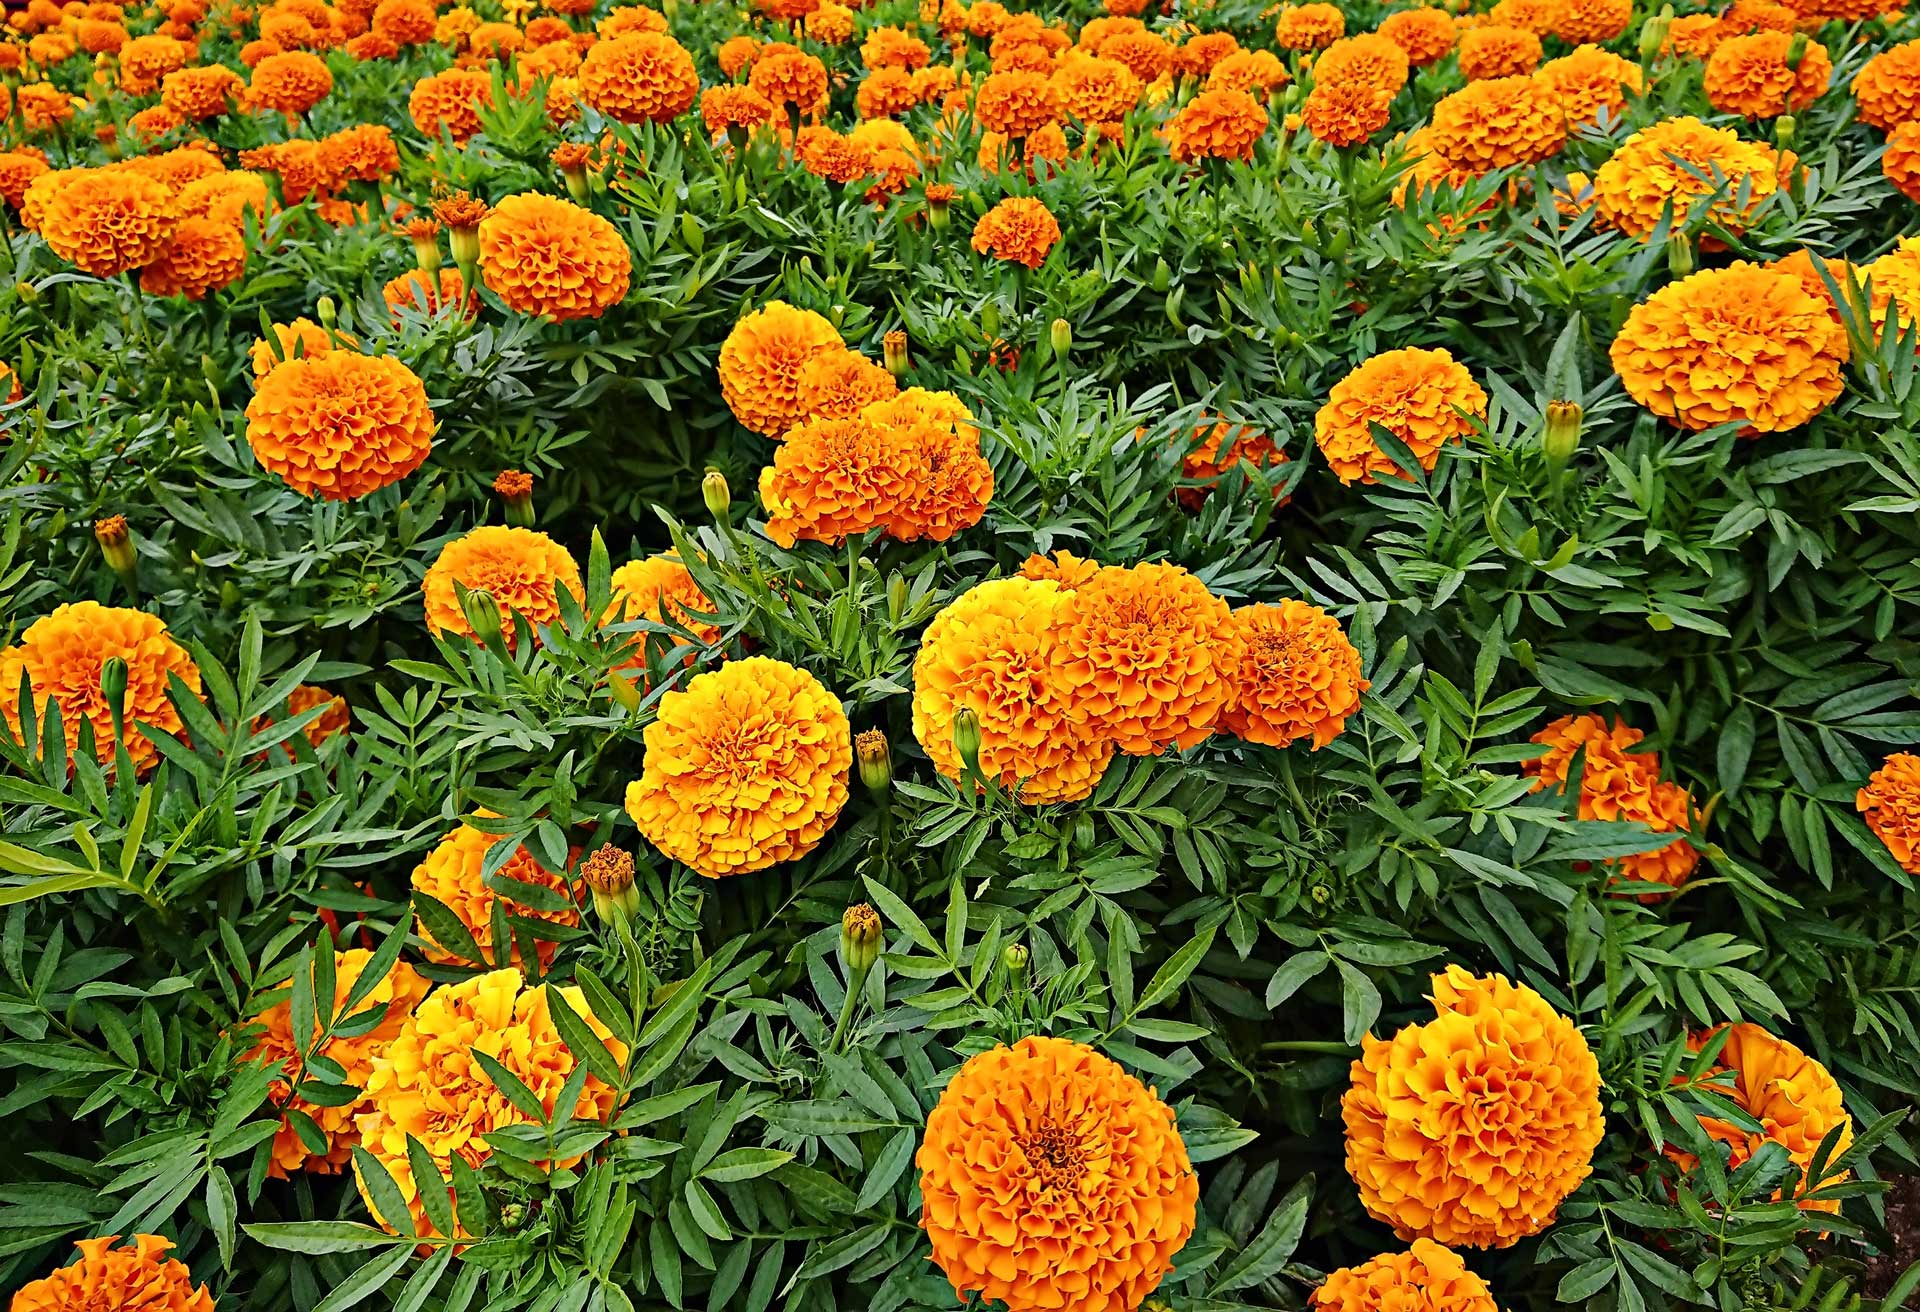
[829,961,873,1054]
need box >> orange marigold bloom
[383,267,475,321]
[917,1035,1198,1312]
[1303,78,1394,147]
[794,346,898,420]
[1524,713,1699,894]
[477,192,630,322]
[247,351,434,500]
[857,68,920,120]
[372,0,433,42]
[1053,52,1142,120]
[703,84,776,136]
[1275,1,1343,50]
[718,34,763,79]
[118,33,188,92]
[606,554,720,666]
[1858,752,1920,873]
[423,525,584,646]
[1378,8,1456,66]
[16,83,78,133]
[1426,75,1564,172]
[869,387,993,541]
[77,19,128,54]
[1315,33,1411,94]
[1175,30,1241,78]
[161,64,242,119]
[1705,32,1830,119]
[1609,262,1846,434]
[0,151,52,209]
[1210,49,1290,94]
[624,657,851,878]
[1313,1241,1498,1312]
[255,683,352,753]
[806,2,854,43]
[37,167,178,276]
[1865,237,1920,342]
[975,68,1061,135]
[1166,87,1268,162]
[1854,40,1920,131]
[759,414,925,547]
[250,49,332,113]
[598,3,668,35]
[357,969,621,1238]
[0,603,202,771]
[1885,122,1920,203]
[863,25,930,70]
[1315,347,1487,485]
[796,125,875,184]
[749,48,829,119]
[1536,44,1641,125]
[12,1237,214,1312]
[720,300,844,437]
[1344,964,1603,1248]
[140,216,247,301]
[1097,28,1172,84]
[320,124,399,182]
[1672,1024,1853,1212]
[249,317,350,377]
[970,195,1061,269]
[411,816,580,964]
[130,110,188,147]
[1665,13,1723,58]
[1219,600,1367,750]
[580,31,697,123]
[1457,24,1541,79]
[1021,549,1101,589]
[1770,248,1850,314]
[245,948,428,1176]
[1591,116,1783,240]
[409,67,494,142]
[1549,0,1627,42]
[1179,421,1288,509]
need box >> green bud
[1002,942,1029,982]
[951,706,983,775]
[855,729,892,795]
[1776,114,1796,149]
[1542,399,1583,490]
[703,468,731,519]
[460,586,505,647]
[680,211,704,254]
[886,572,908,619]
[1667,233,1694,277]
[100,657,129,730]
[1049,318,1071,363]
[1152,257,1171,293]
[884,330,910,376]
[841,903,883,975]
[316,295,337,329]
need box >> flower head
[749,49,830,118]
[917,1035,1198,1312]
[37,167,178,276]
[624,657,852,878]
[1219,600,1368,749]
[1178,421,1288,509]
[1275,2,1344,50]
[1457,25,1543,80]
[139,216,248,301]
[869,388,993,542]
[1551,0,1630,43]
[409,68,494,141]
[1315,347,1487,485]
[162,64,244,119]
[1853,40,1920,131]
[11,1237,214,1312]
[251,49,333,113]
[971,196,1061,268]
[1053,53,1142,121]
[975,69,1061,136]
[1315,33,1412,93]
[580,32,698,123]
[1525,713,1698,894]
[1343,965,1605,1247]
[411,815,581,964]
[1536,44,1642,125]
[606,554,720,665]
[1378,9,1456,66]
[719,301,845,436]
[758,415,925,547]
[1166,87,1268,162]
[1426,76,1565,173]
[1302,78,1393,146]
[1591,116,1784,241]
[477,192,630,321]
[422,525,584,646]
[1313,1241,1499,1312]
[1858,753,1920,873]
[1705,32,1830,118]
[246,351,434,500]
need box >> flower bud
[498,1202,526,1231]
[1666,233,1694,277]
[1542,400,1582,486]
[316,295,337,329]
[1049,318,1071,363]
[925,184,952,229]
[94,515,138,590]
[460,587,505,647]
[580,843,641,926]
[448,224,482,269]
[883,330,910,377]
[1775,114,1796,149]
[841,902,883,974]
[703,468,731,519]
[1786,31,1807,69]
[1637,6,1672,60]
[886,572,908,619]
[951,706,983,775]
[100,656,129,727]
[494,469,535,527]
[1002,942,1029,982]
[855,729,892,794]
[409,225,442,276]
[979,300,1000,343]
[1152,257,1171,293]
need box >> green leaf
[1211,1173,1311,1292]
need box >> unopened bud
[855,729,892,794]
[316,295,337,329]
[886,572,908,618]
[94,515,138,589]
[1049,318,1071,362]
[883,330,909,377]
[448,225,481,269]
[1542,400,1582,485]
[498,1202,526,1230]
[1002,942,1029,982]
[702,468,731,519]
[580,843,641,925]
[410,227,442,276]
[1776,114,1796,149]
[925,184,952,230]
[100,657,129,729]
[1638,6,1672,60]
[951,706,983,775]
[494,469,535,527]
[841,903,883,974]
[1786,31,1807,68]
[460,587,505,647]
[1667,233,1694,277]
[1152,257,1171,293]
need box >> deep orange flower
[1865,237,1920,342]
[161,64,243,119]
[119,33,189,92]
[1426,75,1564,173]
[1344,965,1604,1248]
[1097,28,1172,83]
[1315,347,1487,485]
[793,347,897,420]
[411,816,580,964]
[1609,263,1846,434]
[971,195,1061,268]
[1052,52,1143,121]
[1536,44,1642,125]
[975,69,1061,136]
[249,317,352,378]
[580,32,697,123]
[598,3,669,36]
[862,25,930,70]
[247,351,434,500]
[1858,753,1920,873]
[1166,87,1267,162]
[796,126,875,184]
[1885,122,1920,203]
[0,151,52,209]
[1457,24,1542,79]
[759,415,925,547]
[0,603,202,771]
[1275,1,1344,50]
[856,68,919,120]
[12,1237,214,1312]
[1854,40,1920,131]
[250,49,333,113]
[1175,30,1241,78]
[423,525,584,646]
[1313,1241,1499,1312]
[37,167,178,276]
[625,657,851,877]
[1488,0,1559,30]
[1315,33,1411,93]
[1591,116,1784,240]
[1210,49,1291,94]
[409,67,494,142]
[719,300,845,437]
[1021,549,1101,589]
[372,0,434,42]
[17,84,78,133]
[1378,9,1456,66]
[606,554,720,667]
[1665,13,1724,59]
[703,85,776,137]
[1303,78,1394,147]
[140,216,248,301]
[806,2,854,44]
[1705,32,1830,119]
[917,1035,1198,1312]
[749,48,830,119]
[1550,0,1628,42]
[477,192,630,321]
[319,124,399,183]
[253,683,352,754]
[1179,421,1289,508]
[1219,600,1367,749]
[383,267,476,322]
[128,105,187,146]
[1525,713,1699,894]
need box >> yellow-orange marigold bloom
[796,126,875,184]
[1865,237,1920,342]
[373,0,434,42]
[975,68,1061,136]
[917,1035,1198,1312]
[246,948,428,1176]
[749,48,829,118]
[869,388,992,539]
[794,347,898,420]
[255,683,352,753]
[1858,753,1920,873]
[477,192,630,322]
[1590,116,1783,241]
[1179,421,1289,508]
[129,106,186,148]
[1673,1024,1853,1212]
[423,525,584,646]
[606,554,719,665]
[356,969,621,1237]
[249,318,350,378]
[598,3,668,35]
[1705,32,1830,119]
[77,19,128,54]
[1315,347,1486,485]
[703,84,776,136]
[1609,262,1845,434]
[1537,44,1642,125]
[1378,9,1456,66]
[1854,40,1920,131]
[1098,28,1172,84]
[624,656,851,878]
[250,49,332,113]
[1175,30,1241,78]
[409,67,494,141]
[1665,13,1723,59]
[1344,964,1603,1248]
[1457,24,1542,79]
[1549,0,1627,43]
[971,195,1061,269]
[1313,1240,1499,1312]
[1488,0,1559,30]
[382,268,474,322]
[1210,48,1291,94]
[17,84,79,133]
[1427,75,1564,173]
[858,68,920,120]
[161,64,242,119]
[580,31,697,124]
[411,816,580,964]
[1275,1,1343,50]
[1166,87,1268,162]
[319,124,399,183]
[139,215,247,301]
[1524,713,1699,894]
[0,152,52,210]
[37,167,178,276]
[806,2,854,43]
[719,300,844,437]
[118,33,188,93]
[759,415,925,547]
[863,25,930,70]
[1052,52,1141,120]
[1769,248,1850,314]
[0,603,202,771]
[1315,33,1411,93]
[1020,550,1101,589]
[1219,600,1367,750]
[12,1237,214,1312]
[1885,122,1920,203]
[246,351,433,500]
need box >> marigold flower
[1275,1,1343,50]
[1858,753,1920,873]
[625,656,851,878]
[37,167,178,276]
[119,33,188,93]
[1218,600,1367,749]
[1609,263,1845,435]
[249,318,350,378]
[1671,1024,1853,1212]
[382,267,475,322]
[1175,30,1241,78]
[1209,49,1290,95]
[1313,1240,1498,1312]
[719,300,845,437]
[140,215,248,301]
[1315,347,1486,485]
[599,3,668,35]
[12,1237,214,1312]
[246,351,433,500]
[249,49,333,114]
[606,554,720,666]
[1457,24,1542,79]
[1345,965,1603,1247]
[863,25,930,70]
[750,48,830,119]
[1536,44,1642,125]
[857,68,920,120]
[245,948,428,1175]
[411,816,580,964]
[1865,237,1920,341]
[759,415,925,547]
[130,108,188,149]
[0,602,202,771]
[1378,8,1456,66]
[971,195,1061,268]
[974,68,1060,136]
[1664,14,1723,59]
[1179,421,1289,509]
[1316,33,1411,94]
[357,969,621,1237]
[792,347,898,421]
[1854,40,1920,131]
[373,0,434,41]
[423,525,584,647]
[1488,0,1558,29]
[796,126,875,184]
[162,64,243,119]
[1098,29,1172,83]
[1426,75,1564,173]
[1705,32,1830,119]
[474,192,630,322]
[1052,52,1142,121]
[1525,713,1699,894]
[0,152,52,210]
[703,85,776,138]
[1547,0,1627,42]
[1166,87,1268,162]
[1021,549,1101,589]
[917,1035,1198,1312]
[254,683,352,753]
[867,388,993,541]
[579,31,697,124]
[318,124,399,184]
[1882,122,1920,204]
[806,1,854,43]
[409,67,494,141]
[1302,78,1394,147]
[1590,116,1783,241]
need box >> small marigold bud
[883,330,910,377]
[316,295,337,329]
[1637,7,1671,60]
[1667,233,1694,277]
[1776,115,1796,149]
[925,183,953,230]
[100,656,130,725]
[1153,257,1172,292]
[1002,941,1029,980]
[702,468,731,519]
[581,842,641,925]
[94,515,137,581]
[495,469,535,527]
[435,192,489,267]
[1049,318,1071,362]
[855,729,892,794]
[1543,400,1583,484]
[951,706,983,775]
[841,902,883,974]
[459,586,505,648]
[406,218,443,275]
[1786,32,1807,69]
[552,142,594,203]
